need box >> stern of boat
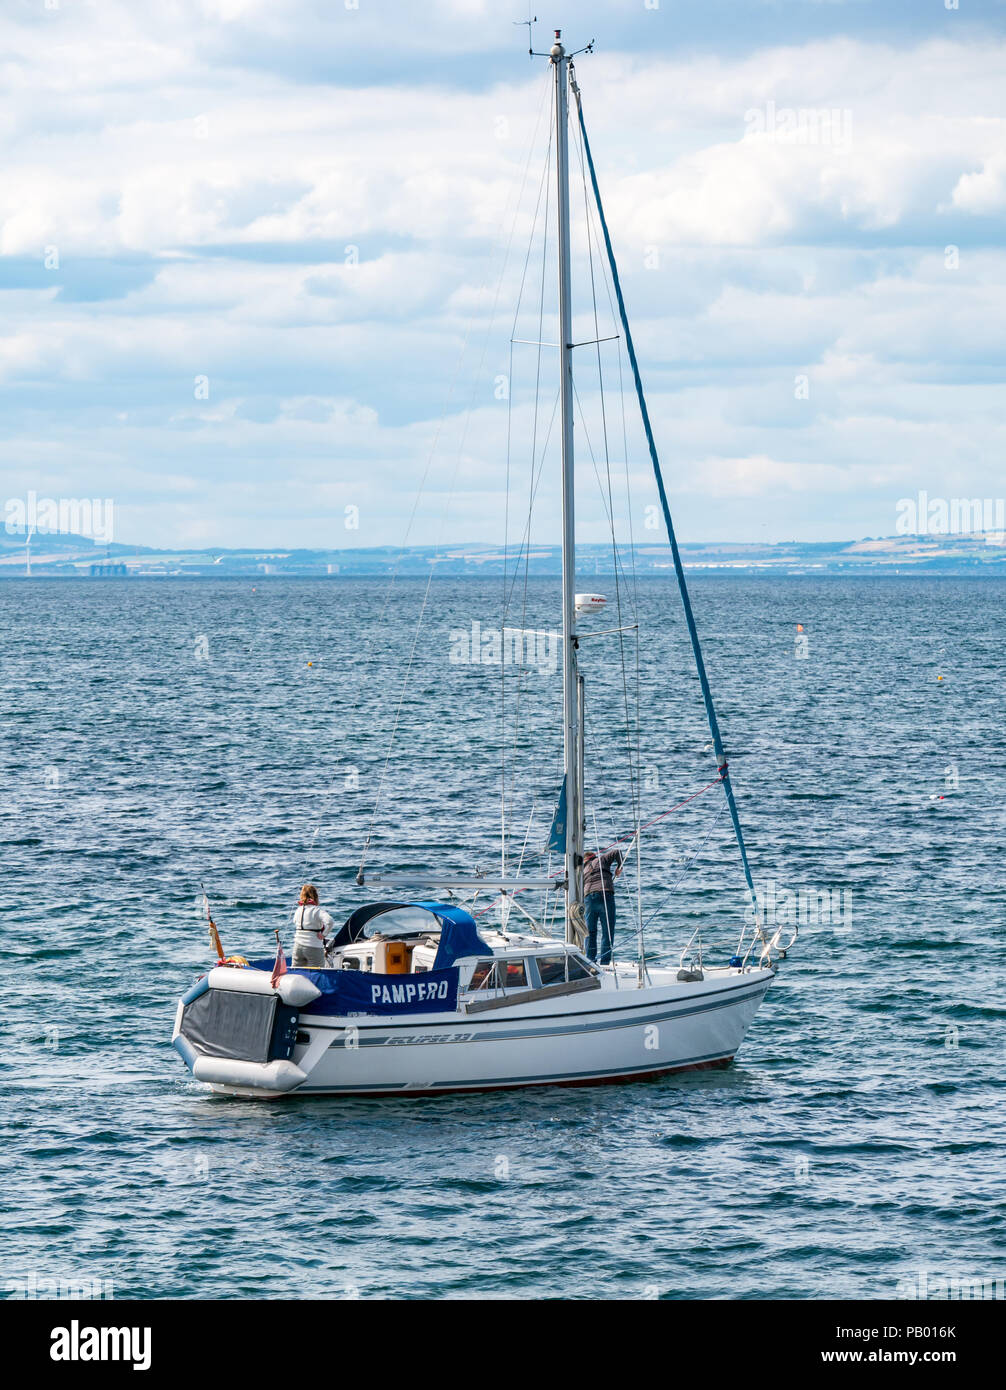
[172,966,322,1096]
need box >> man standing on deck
[582,848,623,965]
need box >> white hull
[197,965,774,1099]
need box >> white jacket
[292,903,337,952]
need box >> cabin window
[536,955,567,986]
[567,955,596,981]
[503,959,527,988]
[469,960,497,990]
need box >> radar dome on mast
[575,593,607,614]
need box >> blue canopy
[415,902,493,970]
[255,900,492,976]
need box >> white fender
[275,973,322,1007]
[207,966,321,1007]
[192,1056,308,1092]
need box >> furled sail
[546,775,568,855]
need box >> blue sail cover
[545,776,567,855]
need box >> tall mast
[551,31,582,934]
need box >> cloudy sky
[1,0,1004,549]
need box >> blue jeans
[585,892,616,964]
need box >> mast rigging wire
[572,80,760,920]
[570,95,645,971]
[503,90,555,883]
[356,70,554,881]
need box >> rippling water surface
[2,575,1002,1299]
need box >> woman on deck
[291,884,337,968]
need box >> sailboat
[171,31,792,1099]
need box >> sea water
[1,575,1002,1299]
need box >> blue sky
[1,0,1004,549]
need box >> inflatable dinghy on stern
[172,965,321,1094]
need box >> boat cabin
[326,901,601,1005]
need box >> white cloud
[0,8,1003,546]
[949,153,1006,214]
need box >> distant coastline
[3,530,1006,577]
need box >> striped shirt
[583,849,623,896]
